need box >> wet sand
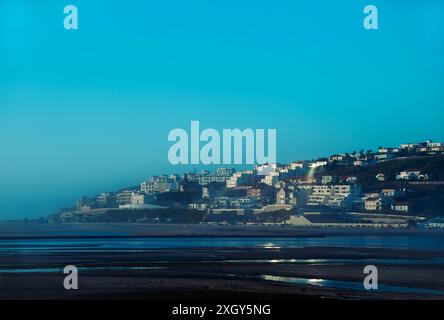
[2,245,444,300]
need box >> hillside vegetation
[319,155,444,216]
[320,155,444,190]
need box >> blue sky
[1,0,444,219]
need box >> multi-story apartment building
[427,141,443,148]
[116,190,134,205]
[196,174,231,185]
[141,175,180,193]
[96,192,116,207]
[216,168,236,176]
[212,196,256,209]
[305,184,361,208]
[186,168,235,185]
[226,171,257,188]
[365,197,383,211]
[130,194,145,205]
[116,191,151,206]
[261,172,279,187]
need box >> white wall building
[306,184,361,208]
[365,197,383,211]
[141,175,180,193]
[396,170,428,181]
[226,172,256,188]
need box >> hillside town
[56,140,444,228]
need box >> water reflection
[261,275,444,295]
[2,235,444,253]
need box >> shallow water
[0,266,165,273]
[1,234,444,253]
[261,275,444,296]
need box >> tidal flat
[1,223,444,300]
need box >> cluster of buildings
[328,140,443,167]
[396,170,429,181]
[69,140,443,226]
[185,162,413,217]
[363,189,409,213]
[77,190,162,211]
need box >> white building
[378,147,399,154]
[426,141,443,148]
[400,143,420,150]
[309,160,328,169]
[374,153,394,161]
[289,161,306,170]
[256,163,279,176]
[202,187,210,199]
[276,187,298,206]
[226,171,256,188]
[130,193,145,205]
[116,191,148,206]
[116,190,134,205]
[306,184,361,208]
[381,189,397,198]
[212,196,256,209]
[365,197,383,211]
[189,203,208,210]
[391,202,409,213]
[375,173,386,182]
[141,175,180,193]
[261,172,280,187]
[396,170,428,181]
[329,154,346,162]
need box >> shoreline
[1,222,444,239]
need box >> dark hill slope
[318,155,444,216]
[319,155,444,190]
